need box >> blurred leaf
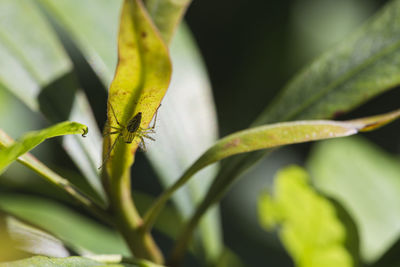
[0,212,28,262]
[258,166,353,267]
[0,0,71,110]
[308,137,400,263]
[146,24,222,262]
[158,109,400,204]
[198,0,400,240]
[38,0,122,85]
[60,92,105,202]
[256,0,400,125]
[215,248,244,267]
[0,121,87,174]
[0,256,142,267]
[144,0,191,44]
[3,216,70,258]
[104,0,171,178]
[0,194,130,256]
[166,109,400,263]
[0,0,105,202]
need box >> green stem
[107,169,164,264]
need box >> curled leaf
[0,121,88,174]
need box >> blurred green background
[2,0,400,266]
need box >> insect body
[99,103,158,169]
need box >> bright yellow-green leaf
[308,137,400,263]
[103,0,171,176]
[258,166,353,267]
[0,121,87,174]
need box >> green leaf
[103,0,171,174]
[163,109,400,263]
[38,0,121,85]
[0,0,106,200]
[2,215,70,257]
[218,0,400,211]
[255,0,400,125]
[0,194,129,256]
[258,166,353,267]
[145,0,191,44]
[0,256,133,267]
[196,0,400,244]
[0,121,87,174]
[0,0,71,110]
[308,137,400,263]
[146,24,222,262]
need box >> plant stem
[107,169,164,264]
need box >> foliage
[1,0,400,266]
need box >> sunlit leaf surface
[104,0,171,177]
[308,137,400,263]
[258,166,353,267]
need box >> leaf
[258,166,353,267]
[104,0,171,177]
[3,215,70,258]
[145,0,191,44]
[0,1,106,200]
[146,24,222,262]
[161,109,400,263]
[0,256,134,267]
[151,109,400,213]
[0,194,130,256]
[198,0,400,240]
[0,0,71,110]
[0,121,87,174]
[307,137,400,263]
[37,0,121,85]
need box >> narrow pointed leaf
[198,0,400,237]
[145,109,400,231]
[104,0,171,174]
[258,166,353,267]
[0,121,87,174]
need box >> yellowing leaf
[103,0,171,176]
[258,166,353,267]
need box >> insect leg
[98,134,120,169]
[139,136,147,152]
[142,134,155,141]
[149,104,161,130]
[108,102,123,127]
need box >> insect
[99,103,159,169]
